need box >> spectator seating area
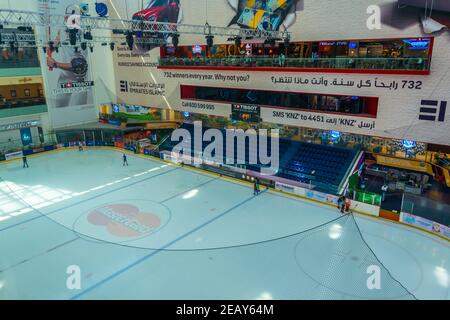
[159,123,358,194]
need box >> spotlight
[110,42,115,51]
[43,47,47,54]
[171,33,179,48]
[81,42,87,51]
[284,37,290,49]
[206,35,214,48]
[126,31,134,50]
[264,38,275,47]
[234,36,242,48]
[69,28,78,46]
[89,45,94,53]
[101,42,108,46]
[48,41,55,52]
[83,30,93,40]
[74,46,79,53]
[55,46,59,53]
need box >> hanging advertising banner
[38,0,97,128]
[110,0,450,146]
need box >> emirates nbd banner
[38,0,97,128]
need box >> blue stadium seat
[159,123,358,194]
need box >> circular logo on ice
[74,200,171,243]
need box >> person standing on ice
[22,155,29,168]
[345,198,352,214]
[337,195,344,213]
[123,153,128,166]
[253,179,260,196]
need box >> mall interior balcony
[159,37,433,74]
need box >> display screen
[20,127,32,146]
[231,104,261,123]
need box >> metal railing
[0,9,288,39]
[159,56,430,71]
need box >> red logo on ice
[87,204,161,237]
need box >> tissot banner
[38,0,97,128]
[110,0,450,145]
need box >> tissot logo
[60,81,94,89]
[419,100,447,122]
[120,80,129,92]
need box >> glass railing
[0,58,40,69]
[0,97,46,110]
[401,193,450,226]
[159,56,430,71]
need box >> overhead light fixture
[69,28,78,46]
[109,42,115,51]
[42,46,46,53]
[89,44,94,53]
[80,42,87,51]
[48,41,54,52]
[234,36,242,48]
[264,38,276,47]
[83,30,93,40]
[126,31,134,50]
[206,34,214,48]
[171,33,179,48]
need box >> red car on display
[132,0,180,50]
[132,0,180,25]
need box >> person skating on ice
[123,153,128,166]
[253,179,260,196]
[253,180,258,195]
[22,155,29,168]
[338,195,346,213]
[338,195,347,213]
[345,197,352,214]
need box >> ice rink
[0,148,448,300]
